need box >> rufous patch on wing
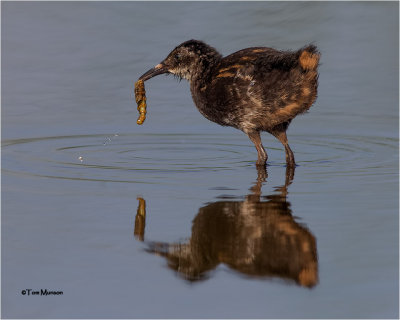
[276,102,301,118]
[252,48,266,53]
[218,64,242,73]
[240,56,257,61]
[216,72,236,78]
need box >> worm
[134,80,147,125]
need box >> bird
[138,40,320,167]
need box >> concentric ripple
[2,133,397,184]
[2,133,252,184]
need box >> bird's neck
[189,53,222,111]
[189,51,222,85]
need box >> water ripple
[2,133,397,184]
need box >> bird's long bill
[139,63,168,81]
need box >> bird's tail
[299,44,320,71]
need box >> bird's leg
[271,129,295,167]
[247,131,268,167]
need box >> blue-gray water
[1,1,399,318]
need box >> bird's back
[194,45,320,132]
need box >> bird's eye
[174,53,181,61]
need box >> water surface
[2,1,399,318]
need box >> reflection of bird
[134,197,146,242]
[134,167,318,288]
[138,40,320,167]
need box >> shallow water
[1,1,399,318]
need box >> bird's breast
[189,63,263,130]
[190,83,229,126]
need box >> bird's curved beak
[139,63,169,81]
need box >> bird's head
[139,40,222,82]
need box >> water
[1,2,399,318]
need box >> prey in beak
[134,63,169,125]
[139,63,169,81]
